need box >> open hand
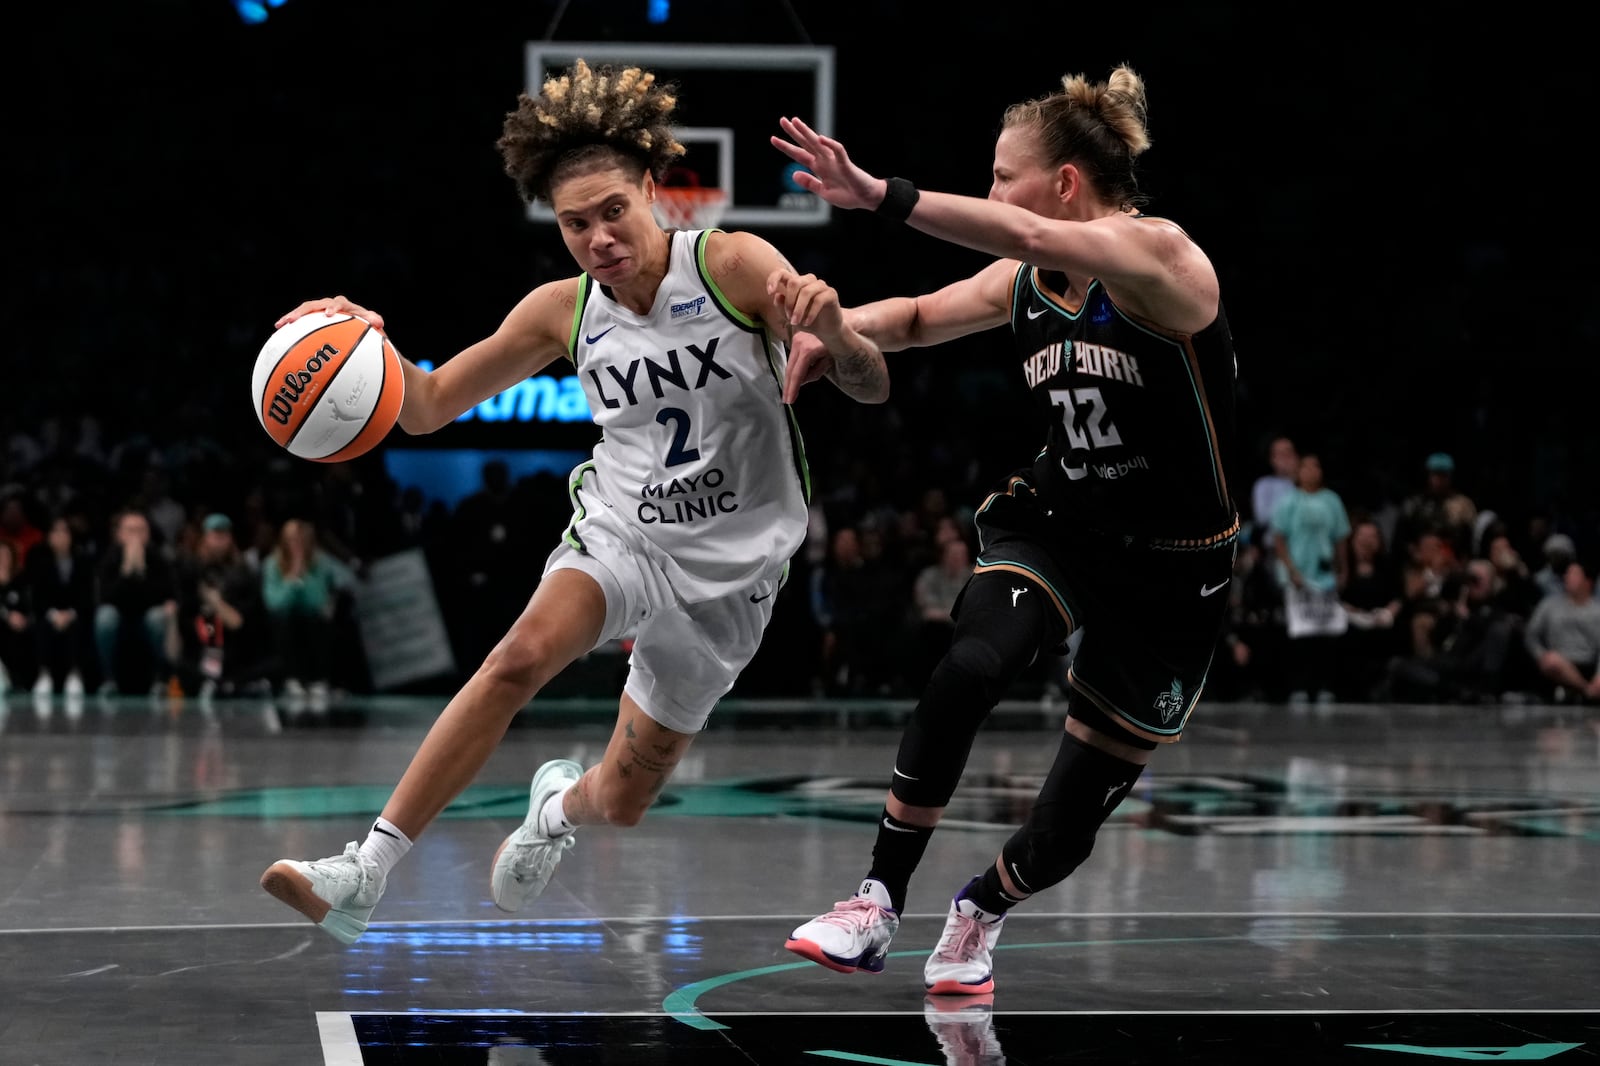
[771,116,885,211]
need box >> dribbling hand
[275,295,386,334]
[771,117,885,211]
[782,332,835,405]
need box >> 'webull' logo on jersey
[670,294,708,320]
[588,337,732,409]
[1092,455,1151,479]
[266,344,339,425]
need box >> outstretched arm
[772,116,1218,332]
[707,230,889,404]
[274,287,576,435]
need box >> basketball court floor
[3,692,1597,1064]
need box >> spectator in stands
[94,508,179,695]
[1339,517,1403,701]
[1484,532,1544,619]
[25,516,94,697]
[175,514,265,698]
[1388,558,1519,703]
[1532,533,1577,602]
[1398,452,1477,563]
[261,518,354,703]
[0,492,43,566]
[1272,452,1351,704]
[1524,559,1600,703]
[0,540,33,696]
[1250,434,1298,552]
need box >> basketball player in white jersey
[258,59,888,944]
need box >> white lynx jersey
[565,228,810,601]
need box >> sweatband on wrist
[875,177,919,221]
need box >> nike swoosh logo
[1026,306,1048,320]
[881,817,917,833]
[892,766,919,781]
[1199,579,1230,597]
[749,591,773,603]
[584,325,616,344]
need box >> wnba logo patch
[671,295,708,320]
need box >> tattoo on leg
[616,760,633,779]
[624,718,636,740]
[651,739,677,757]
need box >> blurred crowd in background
[2,402,1596,710]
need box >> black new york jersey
[1012,254,1239,543]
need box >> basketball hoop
[653,186,728,231]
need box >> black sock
[963,866,1027,918]
[865,808,934,912]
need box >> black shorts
[964,471,1237,743]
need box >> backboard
[522,42,835,228]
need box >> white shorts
[541,502,783,734]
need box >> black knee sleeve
[999,731,1145,896]
[889,575,1052,809]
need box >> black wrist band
[875,177,919,222]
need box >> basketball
[251,312,406,463]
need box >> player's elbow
[397,374,451,435]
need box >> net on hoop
[653,185,728,231]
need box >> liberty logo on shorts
[1153,678,1185,724]
[671,294,708,320]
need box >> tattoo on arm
[828,342,890,400]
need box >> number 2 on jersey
[656,407,701,467]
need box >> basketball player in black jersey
[770,65,1240,995]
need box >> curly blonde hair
[1002,64,1151,210]
[497,59,688,205]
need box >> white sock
[538,785,577,838]
[358,816,412,877]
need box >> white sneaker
[33,674,52,698]
[260,841,386,945]
[64,672,85,697]
[785,878,900,974]
[490,758,582,912]
[925,890,1005,995]
[924,993,1004,1064]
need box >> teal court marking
[1346,1045,1583,1061]
[148,781,858,820]
[662,933,1600,1031]
[805,1052,936,1066]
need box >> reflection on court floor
[2,695,1597,1063]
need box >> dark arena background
[5,2,1598,1063]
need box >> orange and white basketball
[252,312,405,462]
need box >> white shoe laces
[817,897,886,931]
[509,831,573,879]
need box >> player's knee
[1002,820,1095,895]
[934,635,1015,711]
[479,632,561,695]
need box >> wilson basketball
[252,312,405,462]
